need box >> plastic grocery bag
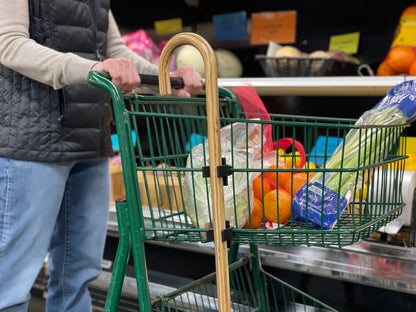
[183,122,273,229]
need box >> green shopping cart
[88,32,407,312]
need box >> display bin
[255,55,359,77]
[87,32,407,312]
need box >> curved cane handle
[158,33,230,312]
[158,32,217,96]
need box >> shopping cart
[151,253,336,311]
[88,32,407,312]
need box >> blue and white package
[373,80,416,123]
[292,181,349,229]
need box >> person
[0,1,203,311]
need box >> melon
[176,46,243,78]
[175,45,205,77]
[215,49,243,78]
[309,50,330,58]
[275,46,302,57]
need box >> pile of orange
[377,46,416,76]
[244,157,317,229]
[263,189,292,224]
[244,161,298,228]
[282,172,309,197]
[243,197,263,229]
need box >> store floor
[28,295,45,311]
[28,292,103,312]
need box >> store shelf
[218,76,416,96]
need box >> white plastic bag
[183,122,273,229]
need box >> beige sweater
[0,0,158,90]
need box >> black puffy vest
[0,0,113,162]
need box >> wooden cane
[158,32,231,312]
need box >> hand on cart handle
[91,58,203,97]
[91,58,140,94]
[171,66,204,97]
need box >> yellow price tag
[154,18,183,35]
[329,32,360,54]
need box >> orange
[402,4,416,15]
[386,46,416,73]
[263,188,292,224]
[263,161,291,188]
[376,60,399,76]
[252,176,271,200]
[409,60,416,76]
[282,172,308,197]
[243,197,263,229]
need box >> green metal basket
[88,71,407,249]
[87,69,406,312]
[151,254,336,312]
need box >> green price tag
[329,32,360,54]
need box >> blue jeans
[0,157,110,311]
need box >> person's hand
[91,58,140,94]
[171,66,204,97]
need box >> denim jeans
[0,157,110,311]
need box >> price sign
[213,11,247,41]
[251,11,297,45]
[329,32,360,54]
[154,18,183,35]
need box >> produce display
[377,4,416,76]
[274,45,360,65]
[175,45,243,78]
[257,43,360,77]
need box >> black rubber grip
[92,71,185,89]
[140,74,184,89]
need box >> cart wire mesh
[88,72,407,248]
[115,89,407,247]
[151,255,336,312]
[87,70,404,312]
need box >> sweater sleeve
[107,11,159,76]
[0,0,98,89]
[0,0,158,90]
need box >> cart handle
[88,71,185,89]
[87,71,238,105]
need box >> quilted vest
[0,0,113,162]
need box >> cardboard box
[110,165,126,202]
[137,170,184,211]
[110,163,184,211]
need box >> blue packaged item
[292,182,348,229]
